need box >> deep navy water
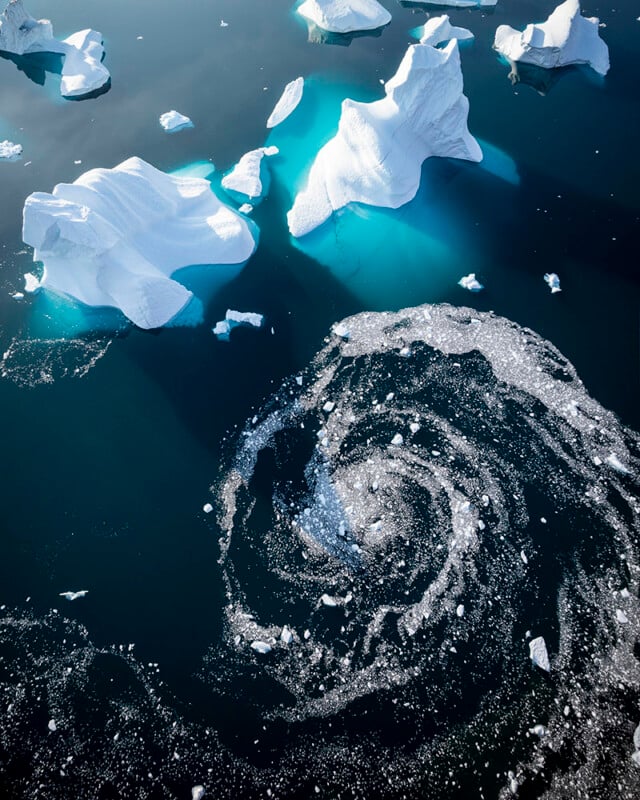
[0,1,639,798]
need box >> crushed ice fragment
[391,433,404,446]
[456,604,465,617]
[615,609,629,624]
[250,640,272,654]
[48,719,57,732]
[544,273,562,293]
[58,590,88,601]
[458,273,484,292]
[529,636,551,671]
[202,503,213,514]
[605,453,630,474]
[320,594,338,607]
[192,786,206,800]
[280,626,294,644]
[529,724,548,737]
[24,272,41,293]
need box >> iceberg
[297,0,391,34]
[221,146,279,203]
[0,139,22,161]
[267,77,304,128]
[250,640,272,654]
[191,786,205,800]
[493,0,610,76]
[213,309,265,341]
[22,157,257,329]
[418,15,474,48]
[159,110,194,133]
[458,273,484,292]
[529,636,551,672]
[23,272,41,293]
[0,0,110,98]
[287,40,482,238]
[544,272,561,293]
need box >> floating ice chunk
[159,110,193,133]
[192,786,205,800]
[202,503,213,514]
[267,77,304,128]
[238,203,253,214]
[250,640,272,654]
[320,593,338,607]
[297,0,391,34]
[391,433,404,446]
[22,157,257,329]
[47,719,57,732]
[23,272,41,293]
[0,140,22,161]
[281,626,294,644]
[605,453,630,474]
[10,291,24,300]
[456,604,465,617]
[220,19,229,27]
[494,0,610,76]
[221,147,279,202]
[58,590,88,601]
[418,15,474,48]
[323,401,335,412]
[288,40,481,237]
[213,309,265,341]
[529,636,550,671]
[333,322,350,339]
[409,422,421,434]
[458,273,484,292]
[520,550,529,564]
[0,1,110,98]
[529,724,548,737]
[544,272,561,293]
[615,609,629,624]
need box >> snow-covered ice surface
[221,146,279,203]
[0,139,22,161]
[417,15,474,48]
[267,77,304,128]
[0,0,110,98]
[22,157,257,329]
[287,40,482,237]
[296,0,391,34]
[159,110,194,133]
[494,0,610,76]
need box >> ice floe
[22,157,257,329]
[494,0,610,77]
[59,590,88,601]
[288,39,481,237]
[159,110,194,133]
[267,77,304,128]
[529,636,550,672]
[418,15,474,48]
[544,272,561,293]
[23,272,41,293]
[221,146,279,203]
[458,273,483,292]
[0,0,110,98]
[0,140,22,161]
[213,309,265,341]
[297,0,391,34]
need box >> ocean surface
[0,1,639,798]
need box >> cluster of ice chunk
[0,0,111,98]
[494,0,610,76]
[297,0,391,34]
[287,39,482,237]
[22,158,257,329]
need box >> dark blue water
[0,1,639,798]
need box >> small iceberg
[529,635,551,672]
[22,157,257,329]
[544,272,561,293]
[191,787,205,800]
[213,309,265,341]
[221,146,279,203]
[0,0,111,98]
[23,272,41,293]
[494,0,610,77]
[159,110,194,133]
[288,39,481,237]
[59,590,88,601]
[0,139,22,161]
[250,640,272,654]
[458,273,483,292]
[418,15,474,48]
[280,626,294,644]
[297,0,391,34]
[267,77,304,128]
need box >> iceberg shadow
[303,19,389,47]
[0,47,111,100]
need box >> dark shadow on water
[398,1,495,13]
[65,77,112,101]
[304,20,388,47]
[0,48,63,85]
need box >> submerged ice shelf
[0,0,110,98]
[287,39,482,237]
[22,158,257,329]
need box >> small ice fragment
[409,423,421,434]
[303,629,311,639]
[159,110,194,133]
[540,517,547,524]
[24,272,41,293]
[529,636,550,672]
[458,273,484,292]
[620,588,631,599]
[333,322,350,339]
[238,203,253,214]
[220,20,229,27]
[203,503,213,514]
[520,550,528,564]
[295,376,303,386]
[606,453,630,474]
[391,433,403,446]
[280,626,294,644]
[481,495,490,507]
[544,273,561,293]
[323,401,335,413]
[10,292,24,300]
[615,609,629,624]
[74,160,82,165]
[192,786,206,800]
[213,310,264,341]
[266,77,304,128]
[136,35,143,40]
[250,640,272,654]
[320,594,338,607]
[48,719,57,732]
[456,604,465,618]
[58,590,88,601]
[0,140,23,161]
[529,724,548,737]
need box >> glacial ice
[418,15,474,48]
[458,273,484,292]
[0,140,22,161]
[213,309,264,341]
[544,272,561,293]
[287,40,482,237]
[22,157,257,329]
[494,0,610,76]
[221,146,279,203]
[0,0,110,98]
[159,110,194,133]
[297,0,391,34]
[59,590,88,601]
[267,77,304,128]
[529,636,551,671]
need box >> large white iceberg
[493,0,610,76]
[221,146,279,202]
[266,77,304,128]
[22,157,257,329]
[0,0,110,97]
[297,0,391,34]
[287,39,482,238]
[418,15,474,47]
